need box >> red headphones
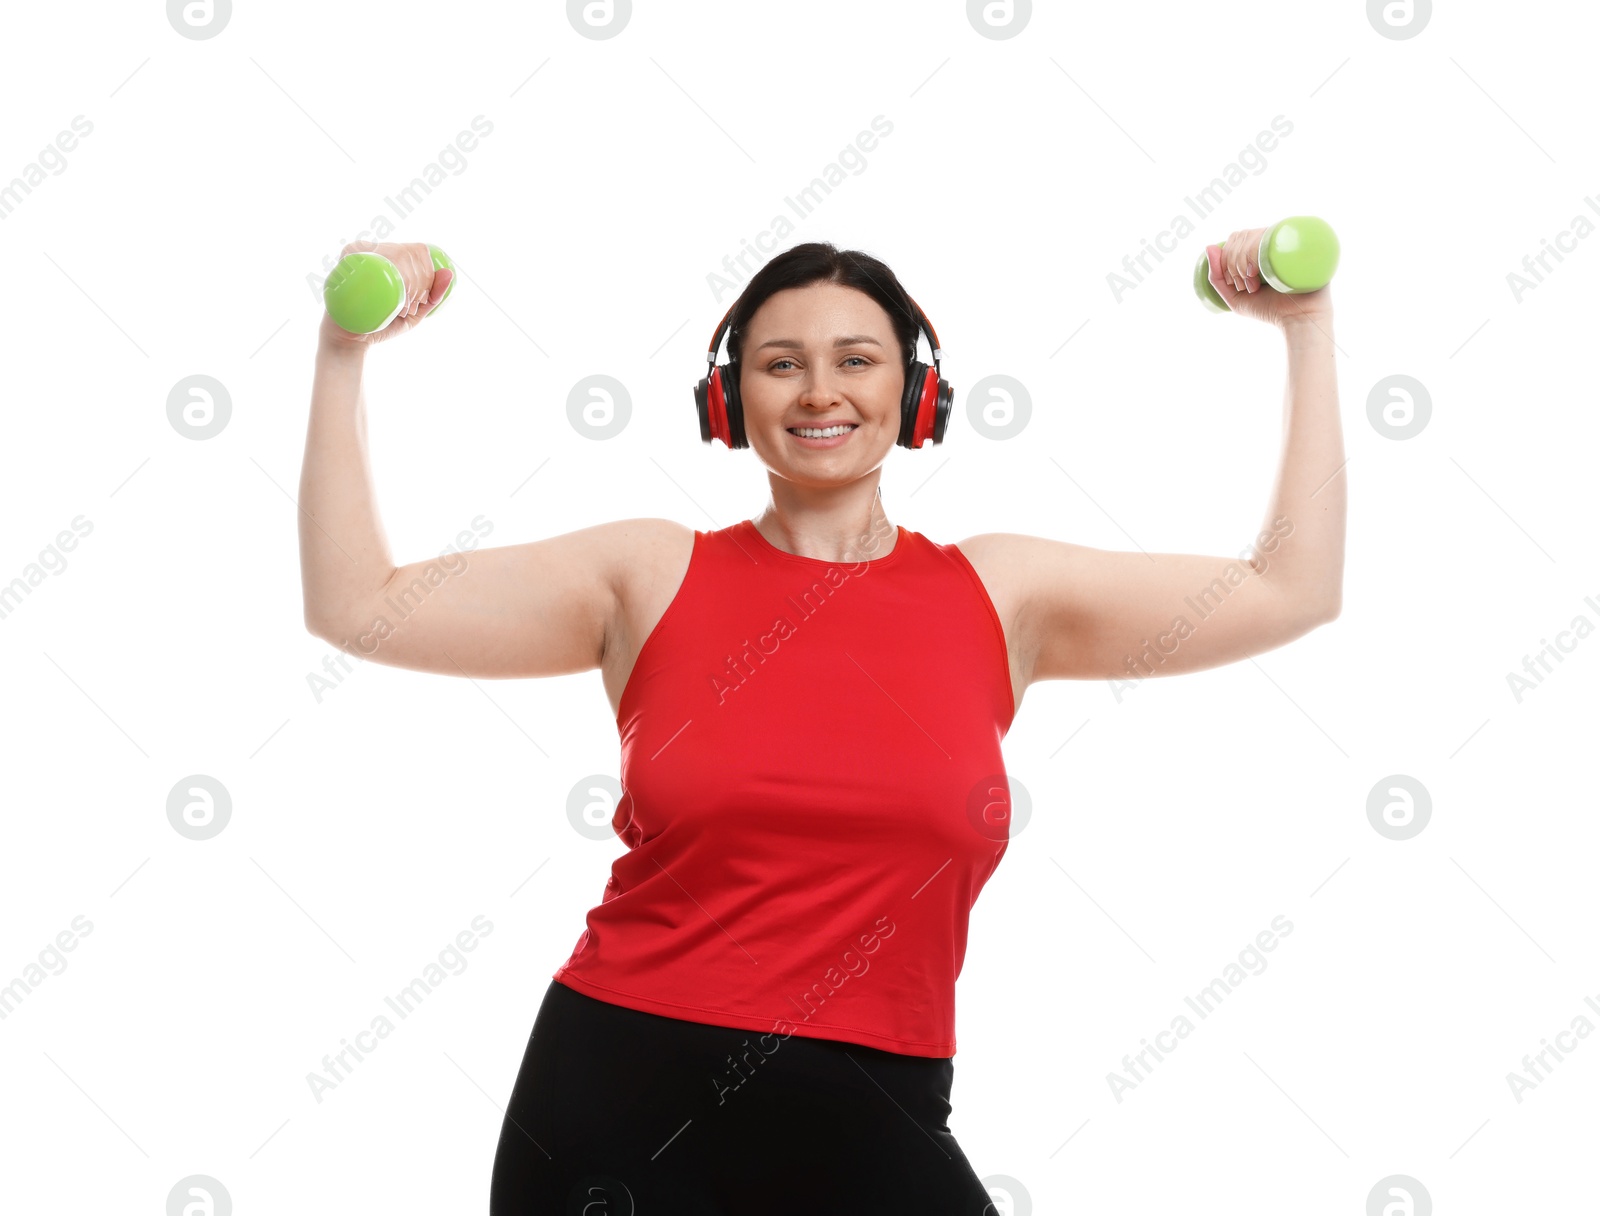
[693,296,953,450]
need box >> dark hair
[724,242,922,375]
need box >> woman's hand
[318,240,455,351]
[1205,228,1332,330]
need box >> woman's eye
[769,355,869,371]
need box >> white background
[1,0,1595,1212]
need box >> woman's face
[737,281,905,485]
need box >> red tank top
[552,518,1016,1057]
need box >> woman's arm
[1220,228,1346,616]
[1261,311,1345,614]
[298,336,393,638]
[961,228,1346,687]
[297,241,648,680]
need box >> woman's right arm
[298,241,653,680]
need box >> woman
[299,237,1343,1213]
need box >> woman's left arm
[963,228,1346,686]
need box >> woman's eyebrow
[754,335,885,352]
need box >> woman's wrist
[317,328,368,365]
[1282,311,1335,347]
[313,328,368,407]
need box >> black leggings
[489,979,997,1214]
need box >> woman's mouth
[786,423,858,447]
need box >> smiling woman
[297,231,1345,1212]
[694,242,953,464]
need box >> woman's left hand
[1206,228,1333,329]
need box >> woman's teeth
[789,425,856,438]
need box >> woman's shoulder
[619,517,697,558]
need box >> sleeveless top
[552,518,1016,1057]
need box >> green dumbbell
[323,244,457,334]
[1193,217,1338,313]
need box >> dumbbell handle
[323,244,456,334]
[1193,217,1338,313]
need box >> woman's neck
[751,486,896,563]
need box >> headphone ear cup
[695,364,747,448]
[898,360,930,448]
[721,362,747,449]
[694,370,715,444]
[931,375,954,445]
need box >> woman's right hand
[318,240,455,350]
[1204,231,1332,331]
